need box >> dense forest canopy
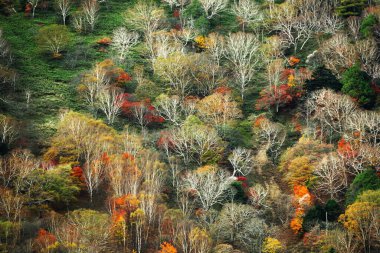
[0,0,380,252]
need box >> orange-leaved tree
[159,242,177,253]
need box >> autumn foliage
[256,84,295,111]
[97,37,112,46]
[289,56,301,66]
[70,166,86,189]
[337,138,357,158]
[159,242,177,253]
[122,94,165,124]
[34,229,57,251]
[290,185,312,234]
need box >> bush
[36,24,72,58]
[360,14,378,38]
[25,165,81,207]
[345,169,380,205]
[217,120,253,149]
[341,63,375,107]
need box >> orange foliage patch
[290,185,313,234]
[214,86,232,95]
[97,37,112,46]
[253,115,267,128]
[289,56,301,66]
[159,242,177,253]
[290,217,303,234]
[116,72,132,84]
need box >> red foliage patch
[337,138,357,158]
[34,229,56,249]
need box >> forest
[0,0,379,252]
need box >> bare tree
[164,127,193,165]
[307,89,358,136]
[182,168,233,211]
[0,114,17,146]
[65,210,111,253]
[232,0,262,32]
[154,94,185,126]
[347,16,362,41]
[295,0,342,34]
[212,203,267,252]
[224,32,260,99]
[258,118,286,162]
[206,33,225,67]
[152,31,184,59]
[107,154,142,196]
[199,0,228,19]
[192,53,225,95]
[174,18,197,46]
[153,52,196,98]
[138,150,166,243]
[314,153,347,200]
[0,29,12,64]
[111,27,139,62]
[80,62,110,112]
[263,58,285,112]
[191,125,223,165]
[228,147,254,177]
[272,3,298,50]
[124,1,164,60]
[346,110,380,148]
[319,33,357,77]
[356,38,380,79]
[248,183,269,208]
[326,229,359,253]
[28,0,39,18]
[196,91,242,126]
[119,126,143,156]
[0,188,24,223]
[0,149,38,192]
[189,227,212,253]
[273,0,342,53]
[261,36,287,63]
[55,112,115,201]
[56,0,71,26]
[72,12,85,33]
[96,86,124,124]
[82,0,99,32]
[130,102,150,134]
[162,0,190,11]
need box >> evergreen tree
[341,63,375,107]
[336,0,367,17]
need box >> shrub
[360,14,378,38]
[345,169,380,205]
[341,63,375,107]
[26,165,81,207]
[36,24,72,58]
